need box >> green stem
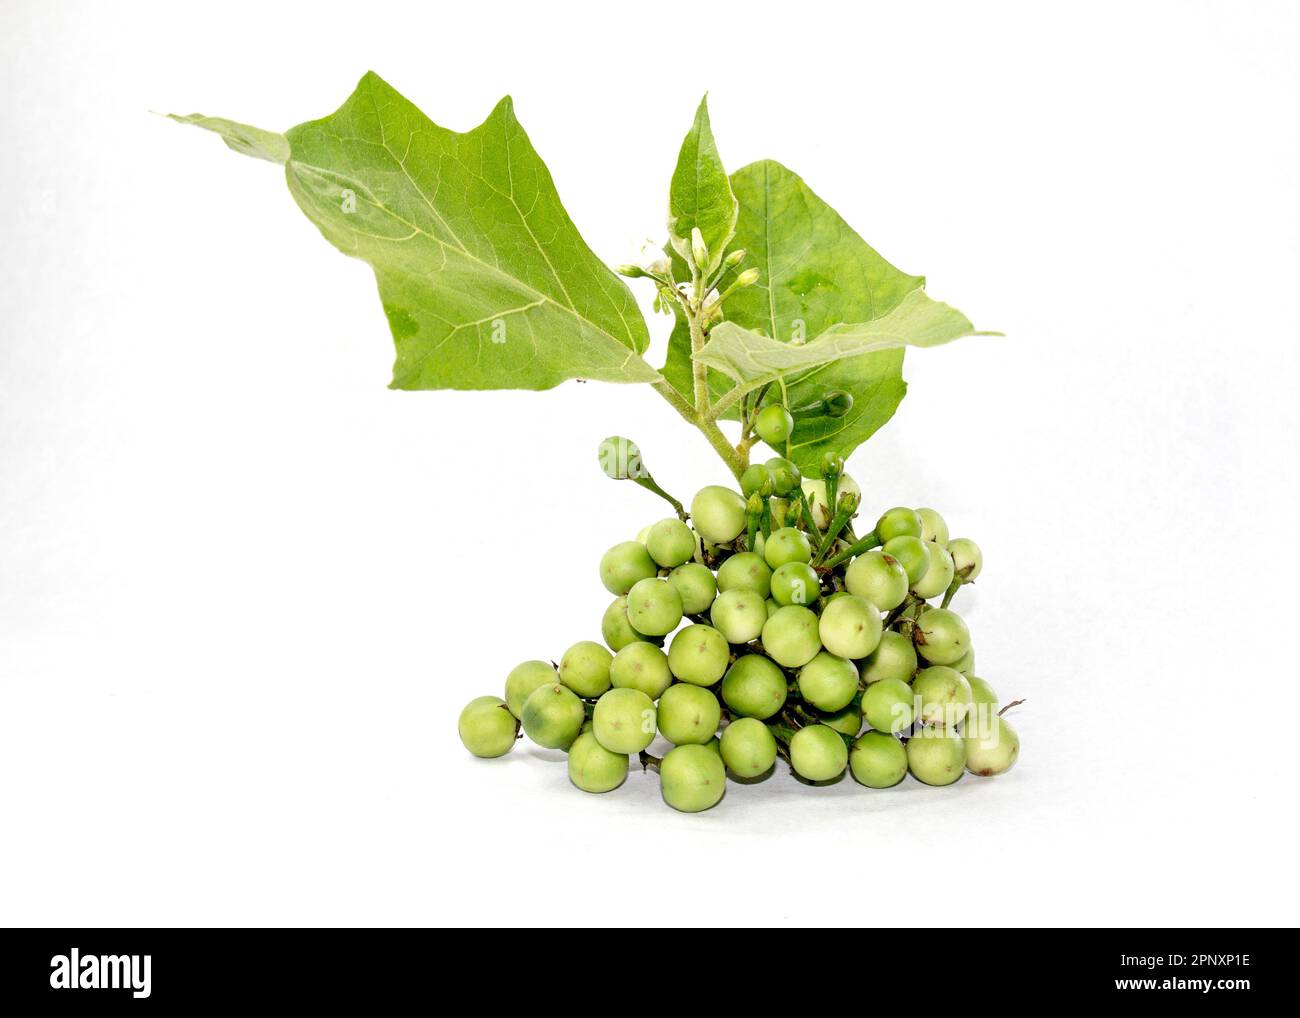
[709,383,747,422]
[632,476,686,518]
[824,475,839,526]
[822,530,881,570]
[701,419,745,479]
[652,380,745,481]
[812,508,854,565]
[688,307,709,416]
[940,576,962,610]
[792,496,823,552]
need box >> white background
[2,0,1297,927]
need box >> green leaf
[721,160,925,342]
[698,289,991,394]
[667,96,737,273]
[166,114,290,164]
[662,158,988,470]
[175,72,656,390]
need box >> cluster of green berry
[458,439,1021,813]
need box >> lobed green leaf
[176,73,657,390]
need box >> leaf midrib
[289,157,640,359]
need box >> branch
[652,381,744,481]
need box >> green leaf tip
[699,289,992,393]
[668,93,738,273]
[167,113,289,164]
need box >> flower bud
[734,267,760,288]
[836,489,860,515]
[690,228,710,271]
[724,248,746,269]
[616,264,647,278]
[820,451,844,482]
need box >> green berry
[567,731,628,793]
[659,744,726,812]
[967,675,998,711]
[504,660,559,718]
[668,562,717,615]
[861,676,915,734]
[667,624,730,685]
[740,463,776,498]
[882,535,930,584]
[797,652,859,712]
[592,688,656,754]
[949,645,976,676]
[599,540,657,595]
[771,561,820,606]
[906,725,966,785]
[764,457,802,496]
[844,550,909,611]
[916,507,949,544]
[720,718,778,778]
[596,435,644,480]
[691,486,747,544]
[657,683,722,746]
[964,715,1020,776]
[913,608,971,665]
[558,640,613,698]
[710,588,768,644]
[601,596,648,652]
[820,704,864,737]
[521,683,586,750]
[818,594,883,659]
[720,653,787,720]
[948,537,983,581]
[716,551,772,597]
[789,724,848,781]
[609,641,673,700]
[756,404,794,446]
[876,507,923,543]
[819,451,844,481]
[646,517,696,567]
[626,577,684,636]
[913,666,973,726]
[859,630,918,685]
[911,542,955,599]
[761,605,823,668]
[849,731,908,788]
[763,526,812,569]
[458,696,519,758]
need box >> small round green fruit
[659,744,726,812]
[458,696,518,758]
